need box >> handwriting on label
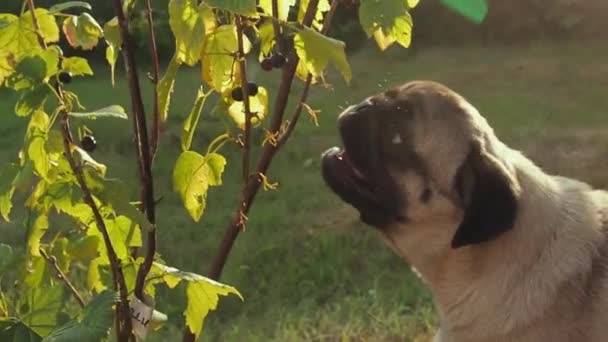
[129,295,154,340]
[130,306,150,327]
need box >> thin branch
[270,0,284,53]
[109,0,157,306]
[40,248,85,308]
[236,16,253,182]
[25,1,131,339]
[277,0,339,147]
[146,0,162,160]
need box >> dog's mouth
[321,146,401,227]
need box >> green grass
[1,38,608,341]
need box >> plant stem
[236,16,253,182]
[25,1,131,339]
[40,248,85,308]
[109,0,157,306]
[146,0,161,160]
[271,0,283,53]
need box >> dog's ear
[451,142,519,248]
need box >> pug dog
[321,80,608,342]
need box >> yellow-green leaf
[21,285,63,337]
[27,214,48,257]
[15,84,50,117]
[103,17,121,86]
[67,235,99,263]
[173,151,226,221]
[184,277,242,338]
[298,0,330,30]
[169,0,215,66]
[28,136,50,181]
[0,9,59,85]
[202,24,251,92]
[157,54,181,122]
[206,0,256,15]
[293,27,351,83]
[359,0,414,50]
[181,88,209,151]
[258,0,295,21]
[50,237,71,273]
[227,86,269,129]
[68,105,127,120]
[0,163,19,222]
[62,13,103,50]
[87,257,106,292]
[62,56,93,76]
[257,21,275,59]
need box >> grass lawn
[1,38,607,341]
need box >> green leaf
[173,151,226,221]
[68,105,127,120]
[258,0,295,20]
[202,24,251,92]
[0,163,20,222]
[359,0,414,50]
[62,13,103,50]
[298,0,330,30]
[28,214,49,258]
[15,84,51,117]
[103,17,121,86]
[61,57,93,76]
[49,1,93,14]
[181,88,209,151]
[0,244,13,276]
[293,27,351,83]
[169,0,215,66]
[157,54,181,122]
[20,286,64,337]
[440,0,488,24]
[0,318,42,342]
[106,215,142,260]
[206,0,256,15]
[43,290,118,342]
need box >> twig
[25,1,131,339]
[146,0,161,160]
[109,0,157,307]
[236,16,253,182]
[40,248,85,308]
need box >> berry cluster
[260,53,286,71]
[231,82,259,102]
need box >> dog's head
[322,80,521,248]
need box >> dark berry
[246,82,259,96]
[231,87,244,102]
[261,57,273,71]
[58,72,72,84]
[256,5,264,14]
[81,135,96,152]
[270,53,286,68]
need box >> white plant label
[130,295,154,340]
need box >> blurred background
[1,0,607,340]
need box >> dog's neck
[386,146,606,340]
